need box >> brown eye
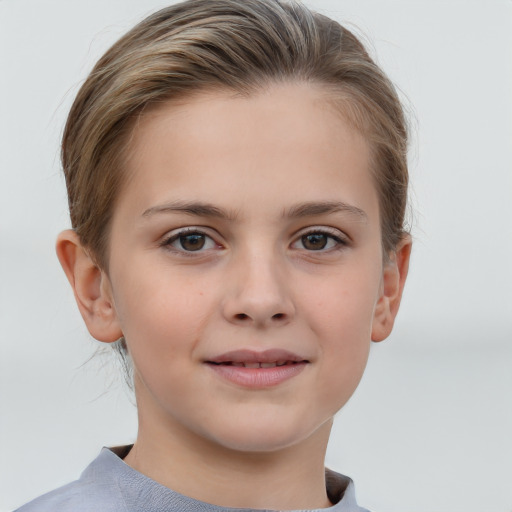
[291,229,347,252]
[163,230,218,253]
[301,233,328,250]
[179,233,206,251]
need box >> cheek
[316,289,373,375]
[110,263,215,364]
[300,268,378,401]
[301,264,381,335]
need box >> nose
[221,250,295,328]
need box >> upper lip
[206,349,308,365]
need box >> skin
[57,83,411,510]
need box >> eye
[162,229,219,253]
[301,233,332,250]
[291,229,348,252]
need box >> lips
[211,361,300,368]
[206,349,308,366]
[205,349,309,388]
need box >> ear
[371,235,412,342]
[56,230,123,343]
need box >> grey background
[1,1,511,511]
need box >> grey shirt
[15,446,371,512]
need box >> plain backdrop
[1,1,511,511]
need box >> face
[100,83,398,453]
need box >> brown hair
[62,0,408,269]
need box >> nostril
[235,313,249,321]
[272,313,285,320]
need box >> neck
[124,406,333,510]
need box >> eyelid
[294,225,349,241]
[291,225,350,251]
[159,226,223,254]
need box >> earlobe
[371,236,412,342]
[56,230,123,343]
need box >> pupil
[180,234,205,251]
[303,234,327,250]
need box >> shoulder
[14,447,131,512]
[13,479,118,512]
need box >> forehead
[119,83,377,221]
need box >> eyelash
[292,228,349,252]
[160,228,221,255]
[160,226,349,255]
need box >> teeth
[242,362,293,368]
[216,361,299,368]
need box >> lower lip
[206,363,307,388]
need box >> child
[16,0,411,510]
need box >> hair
[62,0,409,272]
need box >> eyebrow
[142,200,239,221]
[283,201,368,221]
[142,200,367,222]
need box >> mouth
[205,349,309,388]
[206,348,309,367]
[208,360,305,368]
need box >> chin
[200,412,331,454]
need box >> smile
[205,349,309,388]
[210,361,303,368]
